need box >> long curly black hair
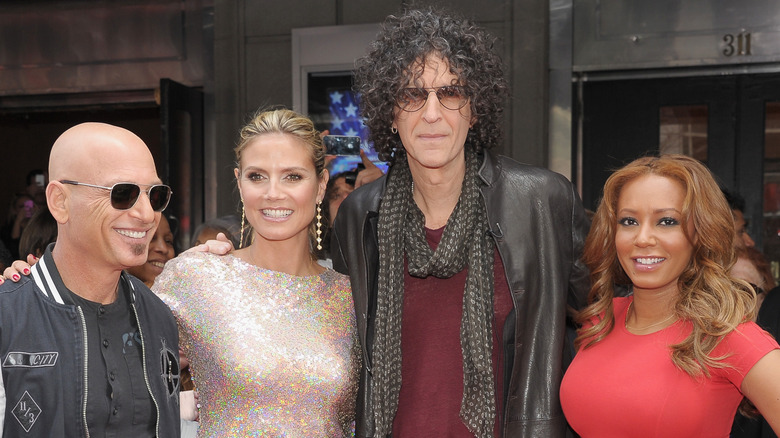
[353,7,508,163]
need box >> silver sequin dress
[154,251,359,437]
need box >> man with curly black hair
[331,7,590,438]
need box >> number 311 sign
[723,32,752,57]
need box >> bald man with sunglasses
[0,123,180,437]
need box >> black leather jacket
[332,151,590,437]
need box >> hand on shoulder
[1,253,38,284]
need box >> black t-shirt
[56,273,156,438]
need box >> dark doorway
[159,78,204,248]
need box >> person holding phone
[1,171,47,260]
[1,193,35,260]
[325,151,383,222]
[316,151,385,267]
[321,129,385,191]
[25,169,48,206]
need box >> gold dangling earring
[315,201,323,250]
[239,203,246,249]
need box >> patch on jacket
[12,391,41,432]
[3,351,58,368]
[159,339,180,399]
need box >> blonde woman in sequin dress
[154,108,360,437]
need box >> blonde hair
[234,108,326,256]
[577,154,756,378]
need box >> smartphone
[34,174,45,187]
[323,135,361,156]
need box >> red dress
[560,297,778,438]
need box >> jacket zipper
[76,306,90,438]
[131,301,161,437]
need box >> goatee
[132,244,147,256]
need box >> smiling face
[51,123,162,272]
[235,133,326,249]
[127,214,175,286]
[615,174,696,297]
[393,54,472,174]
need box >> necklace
[624,301,676,331]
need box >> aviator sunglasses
[60,180,172,212]
[395,85,469,112]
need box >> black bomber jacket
[332,150,590,437]
[0,249,181,437]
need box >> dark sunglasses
[395,85,469,112]
[60,180,172,212]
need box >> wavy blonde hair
[234,108,326,256]
[577,154,757,378]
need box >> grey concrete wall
[0,0,204,95]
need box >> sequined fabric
[154,252,359,437]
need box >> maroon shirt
[392,226,514,437]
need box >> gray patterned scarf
[373,148,495,437]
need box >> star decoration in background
[327,87,366,141]
[326,87,387,175]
